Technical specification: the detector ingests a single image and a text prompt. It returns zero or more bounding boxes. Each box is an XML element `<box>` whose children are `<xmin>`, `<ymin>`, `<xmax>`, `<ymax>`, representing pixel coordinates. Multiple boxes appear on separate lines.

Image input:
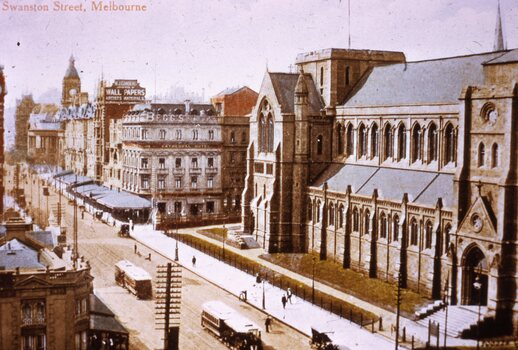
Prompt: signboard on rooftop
<box><xmin>105</xmin><ymin>80</ymin><xmax>146</xmax><ymax>104</ymax></box>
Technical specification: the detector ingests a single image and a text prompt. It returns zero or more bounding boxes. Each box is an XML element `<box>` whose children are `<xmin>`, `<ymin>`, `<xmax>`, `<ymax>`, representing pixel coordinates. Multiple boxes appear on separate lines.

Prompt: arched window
<box><xmin>328</xmin><ymin>203</ymin><xmax>335</xmax><ymax>227</ymax></box>
<box><xmin>412</xmin><ymin>123</ymin><xmax>422</xmax><ymax>163</ymax></box>
<box><xmin>259</xmin><ymin>116</ymin><xmax>265</xmax><ymax>152</ymax></box>
<box><xmin>338</xmin><ymin>205</ymin><xmax>344</xmax><ymax>228</ymax></box>
<box><xmin>428</xmin><ymin>123</ymin><xmax>438</xmax><ymax>162</ymax></box>
<box><xmin>320</xmin><ymin>67</ymin><xmax>324</xmax><ymax>86</ymax></box>
<box><xmin>425</xmin><ymin>220</ymin><xmax>433</xmax><ymax>249</ymax></box>
<box><xmin>316</xmin><ymin>200</ymin><xmax>321</xmax><ymax>223</ymax></box>
<box><xmin>308</xmin><ymin>201</ymin><xmax>313</xmax><ymax>222</ymax></box>
<box><xmin>410</xmin><ymin>218</ymin><xmax>418</xmax><ymax>246</ymax></box>
<box><xmin>478</xmin><ymin>142</ymin><xmax>485</xmax><ymax>167</ymax></box>
<box><xmin>491</xmin><ymin>143</ymin><xmax>499</xmax><ymax>168</ymax></box>
<box><xmin>336</xmin><ymin>124</ymin><xmax>344</xmax><ymax>155</ymax></box>
<box><xmin>346</xmin><ymin>124</ymin><xmax>354</xmax><ymax>157</ymax></box>
<box><xmin>380</xmin><ymin>212</ymin><xmax>388</xmax><ymax>239</ymax></box>
<box><xmin>230</xmin><ymin>131</ymin><xmax>236</xmax><ymax>143</ymax></box>
<box><xmin>384</xmin><ymin>123</ymin><xmax>393</xmax><ymax>160</ymax></box>
<box><xmin>393</xmin><ymin>215</ymin><xmax>400</xmax><ymax>242</ymax></box>
<box><xmin>364</xmin><ymin>209</ymin><xmax>371</xmax><ymax>235</ymax></box>
<box><xmin>371</xmin><ymin>123</ymin><xmax>379</xmax><ymax>158</ymax></box>
<box><xmin>444</xmin><ymin>123</ymin><xmax>455</xmax><ymax>164</ymax></box>
<box><xmin>267</xmin><ymin>117</ymin><xmax>274</xmax><ymax>152</ymax></box>
<box><xmin>443</xmin><ymin>224</ymin><xmax>451</xmax><ymax>256</ymax></box>
<box><xmin>353</xmin><ymin>207</ymin><xmax>359</xmax><ymax>232</ymax></box>
<box><xmin>317</xmin><ymin>135</ymin><xmax>323</xmax><ymax>155</ymax></box>
<box><xmin>358</xmin><ymin>124</ymin><xmax>367</xmax><ymax>158</ymax></box>
<box><xmin>398</xmin><ymin>124</ymin><xmax>406</xmax><ymax>160</ymax></box>
<box><xmin>159</xmin><ymin>129</ymin><xmax>166</xmax><ymax>140</ymax></box>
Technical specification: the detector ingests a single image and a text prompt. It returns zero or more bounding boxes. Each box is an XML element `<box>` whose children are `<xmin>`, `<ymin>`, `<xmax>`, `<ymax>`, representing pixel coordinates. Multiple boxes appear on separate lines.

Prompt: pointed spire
<box><xmin>295</xmin><ymin>67</ymin><xmax>308</xmax><ymax>96</ymax></box>
<box><xmin>65</xmin><ymin>54</ymin><xmax>79</xmax><ymax>79</ymax></box>
<box><xmin>494</xmin><ymin>0</ymin><xmax>506</xmax><ymax>52</ymax></box>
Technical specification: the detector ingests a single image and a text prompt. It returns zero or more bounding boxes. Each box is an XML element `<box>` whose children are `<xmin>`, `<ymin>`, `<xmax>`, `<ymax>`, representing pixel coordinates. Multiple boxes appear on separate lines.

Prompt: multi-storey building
<box><xmin>121</xmin><ymin>102</ymin><xmax>222</xmax><ymax>219</ymax></box>
<box><xmin>14</xmin><ymin>94</ymin><xmax>37</xmax><ymax>157</ymax></box>
<box><xmin>211</xmin><ymin>87</ymin><xmax>258</xmax><ymax>214</ymax></box>
<box><xmin>242</xmin><ymin>16</ymin><xmax>518</xmax><ymax>336</ymax></box>
<box><xmin>60</xmin><ymin>103</ymin><xmax>96</xmax><ymax>177</ymax></box>
<box><xmin>27</xmin><ymin>104</ymin><xmax>63</xmax><ymax>167</ymax></box>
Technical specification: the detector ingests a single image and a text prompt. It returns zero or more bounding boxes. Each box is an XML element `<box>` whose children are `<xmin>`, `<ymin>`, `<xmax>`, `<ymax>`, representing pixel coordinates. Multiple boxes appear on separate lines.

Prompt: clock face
<box><xmin>69</xmin><ymin>88</ymin><xmax>77</xmax><ymax>96</ymax></box>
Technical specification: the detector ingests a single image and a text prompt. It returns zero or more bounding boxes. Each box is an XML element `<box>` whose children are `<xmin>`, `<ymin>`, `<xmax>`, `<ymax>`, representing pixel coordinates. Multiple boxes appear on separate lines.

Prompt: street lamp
<box><xmin>262</xmin><ymin>280</ymin><xmax>266</xmax><ymax>310</ymax></box>
<box><xmin>473</xmin><ymin>270</ymin><xmax>482</xmax><ymax>350</ymax></box>
<box><xmin>443</xmin><ymin>272</ymin><xmax>450</xmax><ymax>350</ymax></box>
<box><xmin>312</xmin><ymin>256</ymin><xmax>316</xmax><ymax>304</ymax></box>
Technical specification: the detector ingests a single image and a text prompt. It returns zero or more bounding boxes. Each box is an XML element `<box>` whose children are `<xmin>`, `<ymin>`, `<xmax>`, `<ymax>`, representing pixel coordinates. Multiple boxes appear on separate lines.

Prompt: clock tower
<box><xmin>62</xmin><ymin>55</ymin><xmax>81</xmax><ymax>107</ymax></box>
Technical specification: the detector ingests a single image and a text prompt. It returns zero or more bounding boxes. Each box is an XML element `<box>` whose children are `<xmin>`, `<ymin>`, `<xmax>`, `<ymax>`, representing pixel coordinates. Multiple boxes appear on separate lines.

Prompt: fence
<box><xmin>176</xmin><ymin>234</ymin><xmax>380</xmax><ymax>332</ymax></box>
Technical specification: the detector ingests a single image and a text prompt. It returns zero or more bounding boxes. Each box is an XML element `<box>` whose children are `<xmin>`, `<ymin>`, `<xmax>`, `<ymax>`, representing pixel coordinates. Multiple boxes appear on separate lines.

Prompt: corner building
<box><xmin>242</xmin><ymin>47</ymin><xmax>518</xmax><ymax>335</ymax></box>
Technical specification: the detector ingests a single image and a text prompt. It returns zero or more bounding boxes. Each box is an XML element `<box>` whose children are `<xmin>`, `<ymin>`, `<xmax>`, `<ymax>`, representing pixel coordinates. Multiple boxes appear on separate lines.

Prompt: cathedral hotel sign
<box><xmin>105</xmin><ymin>80</ymin><xmax>146</xmax><ymax>104</ymax></box>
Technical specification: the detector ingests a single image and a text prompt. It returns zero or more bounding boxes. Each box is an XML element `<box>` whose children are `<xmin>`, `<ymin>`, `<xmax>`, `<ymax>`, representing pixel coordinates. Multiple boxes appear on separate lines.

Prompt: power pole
<box><xmin>156</xmin><ymin>263</ymin><xmax>182</xmax><ymax>350</ymax></box>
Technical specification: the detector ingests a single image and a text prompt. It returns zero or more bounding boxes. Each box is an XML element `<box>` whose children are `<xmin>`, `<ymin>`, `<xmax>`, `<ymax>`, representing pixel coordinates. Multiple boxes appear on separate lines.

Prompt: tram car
<box><xmin>201</xmin><ymin>301</ymin><xmax>262</xmax><ymax>350</ymax></box>
<box><xmin>114</xmin><ymin>260</ymin><xmax>152</xmax><ymax>299</ymax></box>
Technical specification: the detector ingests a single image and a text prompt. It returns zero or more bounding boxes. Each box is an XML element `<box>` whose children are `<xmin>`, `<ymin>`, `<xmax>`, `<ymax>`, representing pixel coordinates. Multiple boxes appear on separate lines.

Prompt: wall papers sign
<box><xmin>105</xmin><ymin>80</ymin><xmax>146</xmax><ymax>103</ymax></box>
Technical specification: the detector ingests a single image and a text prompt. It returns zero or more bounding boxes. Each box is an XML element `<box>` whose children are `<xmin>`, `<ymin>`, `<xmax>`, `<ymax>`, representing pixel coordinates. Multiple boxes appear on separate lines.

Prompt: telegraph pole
<box><xmin>156</xmin><ymin>263</ymin><xmax>182</xmax><ymax>350</ymax></box>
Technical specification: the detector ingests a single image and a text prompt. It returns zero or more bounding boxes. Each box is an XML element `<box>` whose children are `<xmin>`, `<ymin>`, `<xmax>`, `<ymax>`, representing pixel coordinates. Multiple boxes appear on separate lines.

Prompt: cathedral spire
<box><xmin>494</xmin><ymin>0</ymin><xmax>506</xmax><ymax>52</ymax></box>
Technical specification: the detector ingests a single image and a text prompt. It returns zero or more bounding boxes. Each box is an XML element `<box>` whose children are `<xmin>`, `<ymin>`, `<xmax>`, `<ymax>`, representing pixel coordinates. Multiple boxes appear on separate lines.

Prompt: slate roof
<box><xmin>90</xmin><ymin>294</ymin><xmax>115</xmax><ymax>316</ymax></box>
<box><xmin>344</xmin><ymin>51</ymin><xmax>509</xmax><ymax>107</ymax></box>
<box><xmin>54</xmin><ymin>173</ymin><xmax>92</xmax><ymax>186</ymax></box>
<box><xmin>0</xmin><ymin>239</ymin><xmax>45</xmax><ymax>270</ymax></box>
<box><xmin>26</xmin><ymin>231</ymin><xmax>56</xmax><ymax>249</ymax></box>
<box><xmin>312</xmin><ymin>164</ymin><xmax>454</xmax><ymax>208</ymax></box>
<box><xmin>268</xmin><ymin>72</ymin><xmax>323</xmax><ymax>115</ymax></box>
<box><xmin>484</xmin><ymin>48</ymin><xmax>518</xmax><ymax>65</ymax></box>
<box><xmin>214</xmin><ymin>86</ymin><xmax>246</xmax><ymax>96</ymax></box>
<box><xmin>131</xmin><ymin>102</ymin><xmax>214</xmax><ymax>115</ymax></box>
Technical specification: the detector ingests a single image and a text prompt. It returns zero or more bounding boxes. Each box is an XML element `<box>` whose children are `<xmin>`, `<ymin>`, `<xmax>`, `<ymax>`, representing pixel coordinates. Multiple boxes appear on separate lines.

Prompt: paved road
<box><xmin>9</xmin><ymin>166</ymin><xmax>309</xmax><ymax>350</ymax></box>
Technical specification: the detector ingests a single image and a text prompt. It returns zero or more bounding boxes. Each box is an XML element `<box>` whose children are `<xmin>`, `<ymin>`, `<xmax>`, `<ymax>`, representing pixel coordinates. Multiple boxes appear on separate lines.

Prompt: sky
<box><xmin>1</xmin><ymin>0</ymin><xmax>517</xmax><ymax>109</ymax></box>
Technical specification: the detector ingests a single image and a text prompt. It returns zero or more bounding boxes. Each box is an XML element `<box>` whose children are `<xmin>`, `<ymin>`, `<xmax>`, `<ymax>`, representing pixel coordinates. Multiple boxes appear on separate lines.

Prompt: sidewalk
<box><xmin>168</xmin><ymin>224</ymin><xmax>478</xmax><ymax>349</ymax></box>
<box><xmin>132</xmin><ymin>225</ymin><xmax>394</xmax><ymax>349</ymax></box>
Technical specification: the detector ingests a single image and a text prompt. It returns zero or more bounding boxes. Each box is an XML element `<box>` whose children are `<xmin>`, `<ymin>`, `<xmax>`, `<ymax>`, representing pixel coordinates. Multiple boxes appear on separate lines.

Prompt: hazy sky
<box><xmin>1</xmin><ymin>0</ymin><xmax>517</xmax><ymax>109</ymax></box>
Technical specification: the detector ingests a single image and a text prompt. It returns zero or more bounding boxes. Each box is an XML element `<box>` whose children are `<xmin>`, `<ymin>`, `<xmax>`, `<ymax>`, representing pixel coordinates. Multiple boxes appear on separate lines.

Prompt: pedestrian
<box><xmin>192</xmin><ymin>255</ymin><xmax>196</xmax><ymax>267</ymax></box>
<box><xmin>134</xmin><ymin>244</ymin><xmax>137</xmax><ymax>254</ymax></box>
<box><xmin>264</xmin><ymin>315</ymin><xmax>272</xmax><ymax>333</ymax></box>
<box><xmin>281</xmin><ymin>294</ymin><xmax>287</xmax><ymax>309</ymax></box>
<box><xmin>255</xmin><ymin>273</ymin><xmax>262</xmax><ymax>284</ymax></box>
<box><xmin>287</xmin><ymin>287</ymin><xmax>293</xmax><ymax>304</ymax></box>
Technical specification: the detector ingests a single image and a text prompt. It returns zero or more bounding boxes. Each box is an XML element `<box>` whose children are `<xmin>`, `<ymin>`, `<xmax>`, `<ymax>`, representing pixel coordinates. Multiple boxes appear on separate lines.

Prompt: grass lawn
<box><xmin>261</xmin><ymin>252</ymin><xmax>429</xmax><ymax>316</ymax></box>
<box><xmin>197</xmin><ymin>227</ymin><xmax>228</xmax><ymax>241</ymax></box>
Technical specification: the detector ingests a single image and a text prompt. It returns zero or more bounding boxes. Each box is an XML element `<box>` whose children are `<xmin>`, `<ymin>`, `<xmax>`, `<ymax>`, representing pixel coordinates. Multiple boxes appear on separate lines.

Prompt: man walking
<box><xmin>192</xmin><ymin>255</ymin><xmax>197</xmax><ymax>267</ymax></box>
<box><xmin>281</xmin><ymin>294</ymin><xmax>287</xmax><ymax>309</ymax></box>
<box><xmin>264</xmin><ymin>315</ymin><xmax>272</xmax><ymax>333</ymax></box>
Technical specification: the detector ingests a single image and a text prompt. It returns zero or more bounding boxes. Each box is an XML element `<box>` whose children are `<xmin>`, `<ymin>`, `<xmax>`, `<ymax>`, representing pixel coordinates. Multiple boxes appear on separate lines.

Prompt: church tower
<box><xmin>62</xmin><ymin>55</ymin><xmax>81</xmax><ymax>107</ymax></box>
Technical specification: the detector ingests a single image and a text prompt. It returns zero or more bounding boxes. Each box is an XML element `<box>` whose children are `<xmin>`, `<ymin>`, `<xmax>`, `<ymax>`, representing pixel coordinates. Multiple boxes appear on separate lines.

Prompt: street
<box><xmin>8</xmin><ymin>166</ymin><xmax>310</xmax><ymax>350</ymax></box>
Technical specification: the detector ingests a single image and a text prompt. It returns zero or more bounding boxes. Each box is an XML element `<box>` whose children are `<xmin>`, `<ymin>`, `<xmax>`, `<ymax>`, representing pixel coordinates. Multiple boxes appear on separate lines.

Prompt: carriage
<box><xmin>114</xmin><ymin>260</ymin><xmax>152</xmax><ymax>299</ymax></box>
<box><xmin>201</xmin><ymin>301</ymin><xmax>262</xmax><ymax>350</ymax></box>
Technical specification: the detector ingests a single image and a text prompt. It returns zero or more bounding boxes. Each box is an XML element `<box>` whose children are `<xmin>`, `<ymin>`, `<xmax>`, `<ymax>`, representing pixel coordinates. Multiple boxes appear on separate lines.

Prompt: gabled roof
<box><xmin>267</xmin><ymin>72</ymin><xmax>323</xmax><ymax>114</ymax></box>
<box><xmin>312</xmin><ymin>164</ymin><xmax>454</xmax><ymax>208</ymax></box>
<box><xmin>344</xmin><ymin>51</ymin><xmax>509</xmax><ymax>107</ymax></box>
<box><xmin>0</xmin><ymin>239</ymin><xmax>45</xmax><ymax>270</ymax></box>
<box><xmin>484</xmin><ymin>48</ymin><xmax>518</xmax><ymax>65</ymax></box>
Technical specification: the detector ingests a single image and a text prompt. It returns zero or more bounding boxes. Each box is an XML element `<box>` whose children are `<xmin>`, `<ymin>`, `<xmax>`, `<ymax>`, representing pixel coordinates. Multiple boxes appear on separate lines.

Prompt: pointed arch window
<box><xmin>328</xmin><ymin>203</ymin><xmax>335</xmax><ymax>227</ymax></box>
<box><xmin>338</xmin><ymin>205</ymin><xmax>345</xmax><ymax>228</ymax></box>
<box><xmin>380</xmin><ymin>212</ymin><xmax>388</xmax><ymax>239</ymax></box>
<box><xmin>308</xmin><ymin>201</ymin><xmax>313</xmax><ymax>222</ymax></box>
<box><xmin>478</xmin><ymin>142</ymin><xmax>485</xmax><ymax>167</ymax></box>
<box><xmin>491</xmin><ymin>143</ymin><xmax>499</xmax><ymax>168</ymax></box>
<box><xmin>398</xmin><ymin>124</ymin><xmax>406</xmax><ymax>160</ymax></box>
<box><xmin>412</xmin><ymin>124</ymin><xmax>423</xmax><ymax>163</ymax></box>
<box><xmin>371</xmin><ymin>123</ymin><xmax>379</xmax><ymax>158</ymax></box>
<box><xmin>393</xmin><ymin>215</ymin><xmax>400</xmax><ymax>242</ymax></box>
<box><xmin>337</xmin><ymin>124</ymin><xmax>344</xmax><ymax>155</ymax></box>
<box><xmin>384</xmin><ymin>123</ymin><xmax>393</xmax><ymax>160</ymax></box>
<box><xmin>258</xmin><ymin>100</ymin><xmax>273</xmax><ymax>153</ymax></box>
<box><xmin>428</xmin><ymin>123</ymin><xmax>438</xmax><ymax>162</ymax></box>
<box><xmin>364</xmin><ymin>209</ymin><xmax>371</xmax><ymax>235</ymax></box>
<box><xmin>352</xmin><ymin>207</ymin><xmax>359</xmax><ymax>232</ymax></box>
<box><xmin>444</xmin><ymin>123</ymin><xmax>455</xmax><ymax>164</ymax></box>
<box><xmin>259</xmin><ymin>116</ymin><xmax>266</xmax><ymax>152</ymax></box>
<box><xmin>410</xmin><ymin>218</ymin><xmax>418</xmax><ymax>246</ymax></box>
<box><xmin>358</xmin><ymin>124</ymin><xmax>367</xmax><ymax>158</ymax></box>
<box><xmin>443</xmin><ymin>224</ymin><xmax>451</xmax><ymax>256</ymax></box>
<box><xmin>346</xmin><ymin>124</ymin><xmax>354</xmax><ymax>157</ymax></box>
<box><xmin>317</xmin><ymin>135</ymin><xmax>323</xmax><ymax>155</ymax></box>
<box><xmin>316</xmin><ymin>200</ymin><xmax>321</xmax><ymax>223</ymax></box>
<box><xmin>425</xmin><ymin>220</ymin><xmax>433</xmax><ymax>249</ymax></box>
<box><xmin>267</xmin><ymin>117</ymin><xmax>274</xmax><ymax>152</ymax></box>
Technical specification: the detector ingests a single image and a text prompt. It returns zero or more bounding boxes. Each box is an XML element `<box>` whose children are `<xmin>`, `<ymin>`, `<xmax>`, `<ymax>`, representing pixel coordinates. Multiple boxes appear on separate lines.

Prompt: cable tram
<box><xmin>114</xmin><ymin>260</ymin><xmax>152</xmax><ymax>299</ymax></box>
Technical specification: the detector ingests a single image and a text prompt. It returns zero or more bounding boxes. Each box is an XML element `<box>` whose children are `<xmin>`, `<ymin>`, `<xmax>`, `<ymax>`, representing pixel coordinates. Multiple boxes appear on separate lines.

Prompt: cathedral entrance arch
<box><xmin>461</xmin><ymin>244</ymin><xmax>488</xmax><ymax>306</ymax></box>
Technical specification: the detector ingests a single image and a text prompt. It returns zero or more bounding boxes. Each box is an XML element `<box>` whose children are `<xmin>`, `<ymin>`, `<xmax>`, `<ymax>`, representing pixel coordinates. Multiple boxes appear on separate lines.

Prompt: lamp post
<box><xmin>311</xmin><ymin>256</ymin><xmax>316</xmax><ymax>304</ymax></box>
<box><xmin>443</xmin><ymin>272</ymin><xmax>450</xmax><ymax>350</ymax></box>
<box><xmin>222</xmin><ymin>223</ymin><xmax>226</xmax><ymax>261</ymax></box>
<box><xmin>395</xmin><ymin>271</ymin><xmax>402</xmax><ymax>350</ymax></box>
<box><xmin>473</xmin><ymin>270</ymin><xmax>482</xmax><ymax>350</ymax></box>
<box><xmin>262</xmin><ymin>280</ymin><xmax>266</xmax><ymax>310</ymax></box>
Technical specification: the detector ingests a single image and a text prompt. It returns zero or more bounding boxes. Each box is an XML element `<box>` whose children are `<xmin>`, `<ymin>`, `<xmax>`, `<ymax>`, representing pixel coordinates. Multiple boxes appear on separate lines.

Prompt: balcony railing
<box><xmin>173</xmin><ymin>168</ymin><xmax>185</xmax><ymax>175</ymax></box>
<box><xmin>205</xmin><ymin>167</ymin><xmax>218</xmax><ymax>174</ymax></box>
<box><xmin>21</xmin><ymin>316</ymin><xmax>46</xmax><ymax>327</ymax></box>
<box><xmin>189</xmin><ymin>167</ymin><xmax>202</xmax><ymax>174</ymax></box>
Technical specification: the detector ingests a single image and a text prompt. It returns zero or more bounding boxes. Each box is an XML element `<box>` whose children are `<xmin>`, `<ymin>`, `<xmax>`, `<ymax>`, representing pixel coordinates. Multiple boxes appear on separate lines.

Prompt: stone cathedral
<box><xmin>242</xmin><ymin>13</ymin><xmax>518</xmax><ymax>336</ymax></box>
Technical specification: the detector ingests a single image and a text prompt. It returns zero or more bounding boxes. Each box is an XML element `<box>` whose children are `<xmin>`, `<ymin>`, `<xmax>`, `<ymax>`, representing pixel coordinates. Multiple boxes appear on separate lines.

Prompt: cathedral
<box><xmin>242</xmin><ymin>10</ymin><xmax>518</xmax><ymax>335</ymax></box>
